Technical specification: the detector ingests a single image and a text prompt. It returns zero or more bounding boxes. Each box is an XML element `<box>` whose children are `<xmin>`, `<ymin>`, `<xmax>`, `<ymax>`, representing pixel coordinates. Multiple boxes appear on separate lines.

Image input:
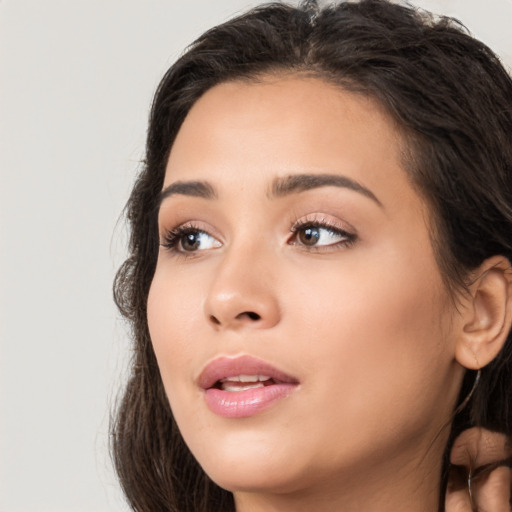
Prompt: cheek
<box><xmin>285</xmin><ymin>244</ymin><xmax>456</xmax><ymax>428</ymax></box>
<box><xmin>289</xmin><ymin>246</ymin><xmax>449</xmax><ymax>351</ymax></box>
<box><xmin>147</xmin><ymin>264</ymin><xmax>203</xmax><ymax>386</ymax></box>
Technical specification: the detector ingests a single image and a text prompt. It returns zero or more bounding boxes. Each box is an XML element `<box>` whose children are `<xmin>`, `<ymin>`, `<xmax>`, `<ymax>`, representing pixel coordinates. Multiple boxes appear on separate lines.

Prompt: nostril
<box><xmin>237</xmin><ymin>311</ymin><xmax>261</xmax><ymax>321</ymax></box>
<box><xmin>209</xmin><ymin>315</ymin><xmax>221</xmax><ymax>325</ymax></box>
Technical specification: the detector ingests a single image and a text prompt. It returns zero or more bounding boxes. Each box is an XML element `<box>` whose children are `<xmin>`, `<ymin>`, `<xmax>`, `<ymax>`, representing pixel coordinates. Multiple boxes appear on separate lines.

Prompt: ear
<box><xmin>455</xmin><ymin>255</ymin><xmax>512</xmax><ymax>369</ymax></box>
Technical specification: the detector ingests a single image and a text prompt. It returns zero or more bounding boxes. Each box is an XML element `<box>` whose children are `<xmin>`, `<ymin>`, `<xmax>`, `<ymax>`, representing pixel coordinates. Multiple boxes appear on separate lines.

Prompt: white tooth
<box><xmin>222</xmin><ymin>382</ymin><xmax>265</xmax><ymax>392</ymax></box>
<box><xmin>238</xmin><ymin>374</ymin><xmax>272</xmax><ymax>382</ymax></box>
<box><xmin>220</xmin><ymin>376</ymin><xmax>240</xmax><ymax>383</ymax></box>
<box><xmin>220</xmin><ymin>374</ymin><xmax>272</xmax><ymax>383</ymax></box>
<box><xmin>238</xmin><ymin>375</ymin><xmax>259</xmax><ymax>383</ymax></box>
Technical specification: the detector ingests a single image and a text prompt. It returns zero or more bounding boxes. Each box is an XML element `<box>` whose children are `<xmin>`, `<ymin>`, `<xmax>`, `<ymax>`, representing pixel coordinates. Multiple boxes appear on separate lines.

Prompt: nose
<box><xmin>203</xmin><ymin>245</ymin><xmax>281</xmax><ymax>331</ymax></box>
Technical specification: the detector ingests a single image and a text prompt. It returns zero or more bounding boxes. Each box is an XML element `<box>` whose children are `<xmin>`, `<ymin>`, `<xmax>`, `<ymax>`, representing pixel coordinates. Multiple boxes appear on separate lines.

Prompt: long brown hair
<box><xmin>112</xmin><ymin>1</ymin><xmax>512</xmax><ymax>510</ymax></box>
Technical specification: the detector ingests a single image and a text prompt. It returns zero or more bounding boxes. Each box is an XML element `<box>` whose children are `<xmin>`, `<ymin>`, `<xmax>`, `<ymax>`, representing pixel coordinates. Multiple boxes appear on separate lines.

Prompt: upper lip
<box><xmin>198</xmin><ymin>355</ymin><xmax>299</xmax><ymax>390</ymax></box>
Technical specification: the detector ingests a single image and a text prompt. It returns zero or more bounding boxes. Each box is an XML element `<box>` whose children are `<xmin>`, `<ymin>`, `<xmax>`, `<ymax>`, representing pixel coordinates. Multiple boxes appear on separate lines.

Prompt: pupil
<box><xmin>182</xmin><ymin>232</ymin><xmax>200</xmax><ymax>251</ymax></box>
<box><xmin>300</xmin><ymin>227</ymin><xmax>319</xmax><ymax>246</ymax></box>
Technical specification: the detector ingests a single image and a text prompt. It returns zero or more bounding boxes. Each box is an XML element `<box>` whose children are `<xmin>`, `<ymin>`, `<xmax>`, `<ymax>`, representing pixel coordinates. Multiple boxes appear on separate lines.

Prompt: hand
<box><xmin>446</xmin><ymin>428</ymin><xmax>511</xmax><ymax>512</ymax></box>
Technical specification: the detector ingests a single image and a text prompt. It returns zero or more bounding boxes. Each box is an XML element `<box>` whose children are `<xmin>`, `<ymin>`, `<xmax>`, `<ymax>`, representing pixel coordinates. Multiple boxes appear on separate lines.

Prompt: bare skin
<box><xmin>447</xmin><ymin>428</ymin><xmax>511</xmax><ymax>512</ymax></box>
<box><xmin>148</xmin><ymin>75</ymin><xmax>512</xmax><ymax>511</ymax></box>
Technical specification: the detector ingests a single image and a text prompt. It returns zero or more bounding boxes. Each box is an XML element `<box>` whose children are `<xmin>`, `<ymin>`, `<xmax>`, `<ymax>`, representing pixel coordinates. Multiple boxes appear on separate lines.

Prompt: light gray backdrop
<box><xmin>1</xmin><ymin>1</ymin><xmax>511</xmax><ymax>511</ymax></box>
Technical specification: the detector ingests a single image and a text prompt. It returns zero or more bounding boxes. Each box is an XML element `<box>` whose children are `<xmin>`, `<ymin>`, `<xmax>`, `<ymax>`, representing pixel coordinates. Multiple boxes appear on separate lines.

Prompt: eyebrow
<box><xmin>270</xmin><ymin>173</ymin><xmax>382</xmax><ymax>207</ymax></box>
<box><xmin>158</xmin><ymin>180</ymin><xmax>217</xmax><ymax>206</ymax></box>
<box><xmin>158</xmin><ymin>173</ymin><xmax>382</xmax><ymax>208</ymax></box>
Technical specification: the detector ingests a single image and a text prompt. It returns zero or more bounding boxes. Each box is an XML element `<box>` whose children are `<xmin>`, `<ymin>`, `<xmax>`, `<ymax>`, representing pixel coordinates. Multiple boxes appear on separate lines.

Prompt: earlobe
<box><xmin>455</xmin><ymin>255</ymin><xmax>512</xmax><ymax>370</ymax></box>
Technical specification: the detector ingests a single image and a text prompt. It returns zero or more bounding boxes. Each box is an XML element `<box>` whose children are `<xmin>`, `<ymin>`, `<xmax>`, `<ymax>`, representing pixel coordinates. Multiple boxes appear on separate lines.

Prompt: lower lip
<box><xmin>204</xmin><ymin>383</ymin><xmax>297</xmax><ymax>418</ymax></box>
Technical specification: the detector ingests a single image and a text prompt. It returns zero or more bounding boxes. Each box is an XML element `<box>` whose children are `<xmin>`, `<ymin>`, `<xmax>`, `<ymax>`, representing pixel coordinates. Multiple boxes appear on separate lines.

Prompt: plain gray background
<box><xmin>1</xmin><ymin>1</ymin><xmax>511</xmax><ymax>511</ymax></box>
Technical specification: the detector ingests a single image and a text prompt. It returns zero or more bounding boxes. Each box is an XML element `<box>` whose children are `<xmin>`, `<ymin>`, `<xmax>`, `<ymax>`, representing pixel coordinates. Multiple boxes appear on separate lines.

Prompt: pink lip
<box><xmin>198</xmin><ymin>355</ymin><xmax>299</xmax><ymax>418</ymax></box>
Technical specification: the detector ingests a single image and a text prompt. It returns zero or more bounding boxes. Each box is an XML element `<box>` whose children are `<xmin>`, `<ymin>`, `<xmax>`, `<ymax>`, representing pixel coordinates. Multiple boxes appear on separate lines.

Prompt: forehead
<box><xmin>164</xmin><ymin>75</ymin><xmax>412</xmax><ymax>205</ymax></box>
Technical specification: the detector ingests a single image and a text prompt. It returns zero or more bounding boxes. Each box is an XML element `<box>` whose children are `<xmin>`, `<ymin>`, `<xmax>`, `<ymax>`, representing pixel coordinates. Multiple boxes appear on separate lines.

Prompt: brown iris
<box><xmin>298</xmin><ymin>226</ymin><xmax>321</xmax><ymax>246</ymax></box>
<box><xmin>181</xmin><ymin>231</ymin><xmax>201</xmax><ymax>251</ymax></box>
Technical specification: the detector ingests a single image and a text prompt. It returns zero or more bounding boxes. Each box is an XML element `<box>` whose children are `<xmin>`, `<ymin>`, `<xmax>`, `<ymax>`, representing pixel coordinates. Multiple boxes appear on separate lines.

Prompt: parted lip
<box><xmin>197</xmin><ymin>355</ymin><xmax>299</xmax><ymax>390</ymax></box>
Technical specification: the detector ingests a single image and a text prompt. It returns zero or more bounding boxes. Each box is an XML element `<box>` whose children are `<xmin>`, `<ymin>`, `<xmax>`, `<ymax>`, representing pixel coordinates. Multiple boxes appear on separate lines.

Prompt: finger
<box><xmin>451</xmin><ymin>428</ymin><xmax>510</xmax><ymax>468</ymax></box>
<box><xmin>451</xmin><ymin>428</ymin><xmax>481</xmax><ymax>467</ymax></box>
<box><xmin>445</xmin><ymin>486</ymin><xmax>473</xmax><ymax>512</ymax></box>
<box><xmin>448</xmin><ymin>428</ymin><xmax>511</xmax><ymax>512</ymax></box>
<box><xmin>473</xmin><ymin>466</ymin><xmax>511</xmax><ymax>512</ymax></box>
<box><xmin>446</xmin><ymin>464</ymin><xmax>473</xmax><ymax>512</ymax></box>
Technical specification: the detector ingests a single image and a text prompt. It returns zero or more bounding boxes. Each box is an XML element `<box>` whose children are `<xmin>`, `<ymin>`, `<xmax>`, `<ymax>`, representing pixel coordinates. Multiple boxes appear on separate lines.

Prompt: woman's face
<box><xmin>147</xmin><ymin>76</ymin><xmax>464</xmax><ymax>502</ymax></box>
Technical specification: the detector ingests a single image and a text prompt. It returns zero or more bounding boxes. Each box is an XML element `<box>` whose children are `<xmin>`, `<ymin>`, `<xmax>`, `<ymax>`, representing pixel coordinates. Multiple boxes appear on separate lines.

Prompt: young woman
<box><xmin>112</xmin><ymin>1</ymin><xmax>512</xmax><ymax>510</ymax></box>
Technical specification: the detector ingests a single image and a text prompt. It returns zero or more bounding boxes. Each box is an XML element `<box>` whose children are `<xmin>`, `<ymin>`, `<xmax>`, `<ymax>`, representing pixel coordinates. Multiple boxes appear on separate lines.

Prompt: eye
<box><xmin>291</xmin><ymin>222</ymin><xmax>356</xmax><ymax>248</ymax></box>
<box><xmin>179</xmin><ymin>230</ymin><xmax>219</xmax><ymax>252</ymax></box>
<box><xmin>161</xmin><ymin>226</ymin><xmax>221</xmax><ymax>253</ymax></box>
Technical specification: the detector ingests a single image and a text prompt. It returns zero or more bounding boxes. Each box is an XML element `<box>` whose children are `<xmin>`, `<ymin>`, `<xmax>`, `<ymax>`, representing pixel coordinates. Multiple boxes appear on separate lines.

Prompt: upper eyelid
<box><xmin>290</xmin><ymin>214</ymin><xmax>357</xmax><ymax>235</ymax></box>
<box><xmin>159</xmin><ymin>220</ymin><xmax>219</xmax><ymax>238</ymax></box>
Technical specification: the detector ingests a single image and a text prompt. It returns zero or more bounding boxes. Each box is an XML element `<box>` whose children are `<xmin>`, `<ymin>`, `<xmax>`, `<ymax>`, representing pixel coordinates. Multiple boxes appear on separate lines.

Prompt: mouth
<box><xmin>198</xmin><ymin>355</ymin><xmax>299</xmax><ymax>390</ymax></box>
<box><xmin>198</xmin><ymin>355</ymin><xmax>299</xmax><ymax>418</ymax></box>
<box><xmin>215</xmin><ymin>374</ymin><xmax>277</xmax><ymax>392</ymax></box>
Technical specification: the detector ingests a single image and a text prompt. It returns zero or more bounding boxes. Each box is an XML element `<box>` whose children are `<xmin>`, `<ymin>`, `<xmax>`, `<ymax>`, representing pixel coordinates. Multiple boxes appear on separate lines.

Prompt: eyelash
<box><xmin>160</xmin><ymin>222</ymin><xmax>216</xmax><ymax>254</ymax></box>
<box><xmin>159</xmin><ymin>218</ymin><xmax>357</xmax><ymax>256</ymax></box>
<box><xmin>289</xmin><ymin>218</ymin><xmax>357</xmax><ymax>250</ymax></box>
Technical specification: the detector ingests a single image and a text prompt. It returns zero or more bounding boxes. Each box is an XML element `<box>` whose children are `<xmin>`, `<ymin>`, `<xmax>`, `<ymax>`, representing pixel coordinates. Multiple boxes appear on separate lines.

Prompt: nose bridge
<box><xmin>203</xmin><ymin>237</ymin><xmax>280</xmax><ymax>330</ymax></box>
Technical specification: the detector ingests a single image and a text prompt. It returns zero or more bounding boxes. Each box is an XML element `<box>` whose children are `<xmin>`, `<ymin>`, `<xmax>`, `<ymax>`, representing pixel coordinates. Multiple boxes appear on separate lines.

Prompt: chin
<box><xmin>204</xmin><ymin>459</ymin><xmax>309</xmax><ymax>495</ymax></box>
<box><xmin>182</xmin><ymin>427</ymin><xmax>311</xmax><ymax>494</ymax></box>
